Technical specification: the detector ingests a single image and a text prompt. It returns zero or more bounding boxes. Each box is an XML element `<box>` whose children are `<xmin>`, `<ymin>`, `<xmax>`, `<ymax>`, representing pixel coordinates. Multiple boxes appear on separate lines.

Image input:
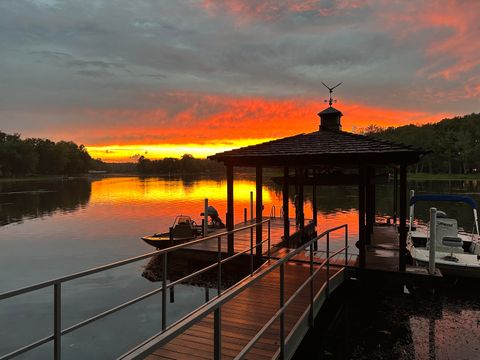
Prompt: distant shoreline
<box><xmin>1</xmin><ymin>172</ymin><xmax>479</xmax><ymax>183</ymax></box>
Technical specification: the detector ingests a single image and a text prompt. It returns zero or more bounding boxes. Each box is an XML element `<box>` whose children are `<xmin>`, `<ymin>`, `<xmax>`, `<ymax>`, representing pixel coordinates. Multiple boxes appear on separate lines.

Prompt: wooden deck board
<box><xmin>145</xmin><ymin>262</ymin><xmax>337</xmax><ymax>360</ymax></box>
<box><xmin>365</xmin><ymin>224</ymin><xmax>400</xmax><ymax>271</ymax></box>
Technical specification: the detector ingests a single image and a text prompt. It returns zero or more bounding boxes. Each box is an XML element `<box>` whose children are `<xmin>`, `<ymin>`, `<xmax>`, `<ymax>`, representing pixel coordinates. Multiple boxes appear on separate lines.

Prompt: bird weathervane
<box><xmin>321</xmin><ymin>81</ymin><xmax>342</xmax><ymax>107</ymax></box>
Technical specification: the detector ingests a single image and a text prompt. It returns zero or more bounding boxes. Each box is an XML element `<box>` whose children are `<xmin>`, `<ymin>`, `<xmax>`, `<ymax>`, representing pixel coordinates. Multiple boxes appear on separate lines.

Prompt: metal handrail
<box><xmin>0</xmin><ymin>218</ymin><xmax>271</xmax><ymax>360</ymax></box>
<box><xmin>119</xmin><ymin>223</ymin><xmax>349</xmax><ymax>360</ymax></box>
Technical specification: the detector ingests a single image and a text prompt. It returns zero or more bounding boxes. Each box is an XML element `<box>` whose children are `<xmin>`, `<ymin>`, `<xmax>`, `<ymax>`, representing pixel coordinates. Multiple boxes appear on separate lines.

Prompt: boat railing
<box><xmin>0</xmin><ymin>218</ymin><xmax>272</xmax><ymax>360</ymax></box>
<box><xmin>119</xmin><ymin>223</ymin><xmax>349</xmax><ymax>360</ymax></box>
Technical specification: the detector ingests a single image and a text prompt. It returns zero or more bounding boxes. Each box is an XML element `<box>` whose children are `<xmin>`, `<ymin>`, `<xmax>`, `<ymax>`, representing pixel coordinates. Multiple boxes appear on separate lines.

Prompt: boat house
<box><xmin>209</xmin><ymin>104</ymin><xmax>427</xmax><ymax>271</ymax></box>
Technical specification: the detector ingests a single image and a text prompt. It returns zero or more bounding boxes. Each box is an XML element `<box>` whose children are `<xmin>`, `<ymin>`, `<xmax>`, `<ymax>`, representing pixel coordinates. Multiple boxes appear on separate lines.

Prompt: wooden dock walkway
<box><xmin>147</xmin><ymin>263</ymin><xmax>339</xmax><ymax>360</ymax></box>
<box><xmin>145</xmin><ymin>263</ymin><xmax>344</xmax><ymax>360</ymax></box>
<box><xmin>124</xmin><ymin>221</ymin><xmax>439</xmax><ymax>360</ymax></box>
<box><xmin>118</xmin><ymin>220</ymin><xmax>350</xmax><ymax>360</ymax></box>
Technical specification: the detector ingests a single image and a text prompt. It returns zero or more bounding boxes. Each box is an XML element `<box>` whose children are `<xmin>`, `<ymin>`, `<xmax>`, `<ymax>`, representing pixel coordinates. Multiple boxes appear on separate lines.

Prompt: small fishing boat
<box><xmin>142</xmin><ymin>207</ymin><xmax>225</xmax><ymax>249</ymax></box>
<box><xmin>407</xmin><ymin>194</ymin><xmax>480</xmax><ymax>277</ymax></box>
<box><xmin>142</xmin><ymin>215</ymin><xmax>202</xmax><ymax>249</ymax></box>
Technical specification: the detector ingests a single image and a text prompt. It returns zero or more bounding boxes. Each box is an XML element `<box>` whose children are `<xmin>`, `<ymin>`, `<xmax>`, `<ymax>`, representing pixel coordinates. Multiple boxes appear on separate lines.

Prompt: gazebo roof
<box><xmin>208</xmin><ymin>129</ymin><xmax>428</xmax><ymax>167</ymax></box>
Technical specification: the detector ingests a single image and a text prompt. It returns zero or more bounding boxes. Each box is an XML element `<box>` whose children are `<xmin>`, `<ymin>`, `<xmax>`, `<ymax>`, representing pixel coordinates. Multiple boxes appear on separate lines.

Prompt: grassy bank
<box><xmin>408</xmin><ymin>173</ymin><xmax>480</xmax><ymax>181</ymax></box>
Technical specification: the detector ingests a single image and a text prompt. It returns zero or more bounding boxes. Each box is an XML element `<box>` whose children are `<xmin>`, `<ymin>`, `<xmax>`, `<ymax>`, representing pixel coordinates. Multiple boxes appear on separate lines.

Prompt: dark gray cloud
<box><xmin>0</xmin><ymin>0</ymin><xmax>478</xmax><ymax>142</ymax></box>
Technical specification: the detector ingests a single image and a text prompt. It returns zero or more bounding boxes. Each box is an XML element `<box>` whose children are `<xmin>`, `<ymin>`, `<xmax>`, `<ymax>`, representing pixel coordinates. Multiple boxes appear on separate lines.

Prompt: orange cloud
<box><xmin>200</xmin><ymin>0</ymin><xmax>368</xmax><ymax>21</ymax></box>
<box><xmin>80</xmin><ymin>92</ymin><xmax>451</xmax><ymax>161</ymax></box>
<box><xmin>375</xmin><ymin>1</ymin><xmax>480</xmax><ymax>94</ymax></box>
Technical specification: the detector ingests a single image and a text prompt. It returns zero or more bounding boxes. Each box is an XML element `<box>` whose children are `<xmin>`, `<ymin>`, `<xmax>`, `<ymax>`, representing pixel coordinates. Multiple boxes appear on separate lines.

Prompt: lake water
<box><xmin>1</xmin><ymin>175</ymin><xmax>479</xmax><ymax>359</ymax></box>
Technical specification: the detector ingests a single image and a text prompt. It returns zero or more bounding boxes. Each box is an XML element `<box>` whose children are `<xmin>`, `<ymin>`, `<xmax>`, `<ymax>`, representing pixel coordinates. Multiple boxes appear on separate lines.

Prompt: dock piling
<box><xmin>204</xmin><ymin>199</ymin><xmax>208</xmax><ymax>237</ymax></box>
<box><xmin>429</xmin><ymin>207</ymin><xmax>437</xmax><ymax>275</ymax></box>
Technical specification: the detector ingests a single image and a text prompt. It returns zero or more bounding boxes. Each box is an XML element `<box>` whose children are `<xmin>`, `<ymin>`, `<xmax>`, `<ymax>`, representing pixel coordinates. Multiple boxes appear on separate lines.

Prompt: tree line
<box><xmin>363</xmin><ymin>113</ymin><xmax>480</xmax><ymax>174</ymax></box>
<box><xmin>137</xmin><ymin>154</ymin><xmax>225</xmax><ymax>175</ymax></box>
<box><xmin>0</xmin><ymin>131</ymin><xmax>105</xmax><ymax>176</ymax></box>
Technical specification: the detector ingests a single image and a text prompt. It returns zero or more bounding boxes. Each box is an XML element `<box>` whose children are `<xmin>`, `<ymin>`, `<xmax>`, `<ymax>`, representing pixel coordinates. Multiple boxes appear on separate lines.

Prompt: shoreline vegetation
<box><xmin>1</xmin><ymin>172</ymin><xmax>479</xmax><ymax>183</ymax></box>
<box><xmin>2</xmin><ymin>113</ymin><xmax>479</xmax><ymax>179</ymax></box>
<box><xmin>363</xmin><ymin>113</ymin><xmax>480</xmax><ymax>175</ymax></box>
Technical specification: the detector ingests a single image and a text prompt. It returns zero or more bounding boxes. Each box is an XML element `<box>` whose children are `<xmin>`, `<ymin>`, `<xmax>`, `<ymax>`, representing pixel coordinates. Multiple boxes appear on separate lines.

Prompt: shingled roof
<box><xmin>208</xmin><ymin>129</ymin><xmax>428</xmax><ymax>167</ymax></box>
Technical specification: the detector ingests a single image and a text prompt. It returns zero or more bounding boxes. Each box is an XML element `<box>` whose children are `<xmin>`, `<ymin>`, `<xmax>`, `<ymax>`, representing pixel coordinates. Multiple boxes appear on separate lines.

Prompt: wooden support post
<box><xmin>371</xmin><ymin>183</ymin><xmax>376</xmax><ymax>231</ymax></box>
<box><xmin>358</xmin><ymin>166</ymin><xmax>366</xmax><ymax>268</ymax></box>
<box><xmin>365</xmin><ymin>168</ymin><xmax>372</xmax><ymax>245</ymax></box>
<box><xmin>297</xmin><ymin>169</ymin><xmax>304</xmax><ymax>231</ymax></box>
<box><xmin>226</xmin><ymin>165</ymin><xmax>234</xmax><ymax>256</ymax></box>
<box><xmin>282</xmin><ymin>167</ymin><xmax>290</xmax><ymax>244</ymax></box>
<box><xmin>312</xmin><ymin>170</ymin><xmax>318</xmax><ymax>250</ymax></box>
<box><xmin>256</xmin><ymin>166</ymin><xmax>263</xmax><ymax>258</ymax></box>
<box><xmin>312</xmin><ymin>178</ymin><xmax>317</xmax><ymax>227</ymax></box>
<box><xmin>399</xmin><ymin>163</ymin><xmax>407</xmax><ymax>272</ymax></box>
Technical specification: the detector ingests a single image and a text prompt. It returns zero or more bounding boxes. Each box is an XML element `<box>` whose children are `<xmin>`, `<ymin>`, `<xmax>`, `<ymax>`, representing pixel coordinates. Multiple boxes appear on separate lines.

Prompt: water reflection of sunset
<box><xmin>88</xmin><ymin>177</ymin><xmax>360</xmax><ymax>244</ymax></box>
<box><xmin>90</xmin><ymin>177</ymin><xmax>274</xmax><ymax>204</ymax></box>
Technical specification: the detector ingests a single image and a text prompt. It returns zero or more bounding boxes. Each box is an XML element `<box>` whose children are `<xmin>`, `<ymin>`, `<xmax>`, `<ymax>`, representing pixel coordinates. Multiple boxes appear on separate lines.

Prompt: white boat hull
<box><xmin>409</xmin><ymin>246</ymin><xmax>480</xmax><ymax>278</ymax></box>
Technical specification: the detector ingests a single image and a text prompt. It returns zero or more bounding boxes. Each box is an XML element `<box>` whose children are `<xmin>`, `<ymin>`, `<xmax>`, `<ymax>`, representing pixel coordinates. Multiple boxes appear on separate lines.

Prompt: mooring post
<box><xmin>429</xmin><ymin>207</ymin><xmax>437</xmax><ymax>275</ymax></box>
<box><xmin>250</xmin><ymin>191</ymin><xmax>254</xmax><ymax>221</ymax></box>
<box><xmin>393</xmin><ymin>167</ymin><xmax>398</xmax><ymax>224</ymax></box>
<box><xmin>204</xmin><ymin>198</ymin><xmax>208</xmax><ymax>237</ymax></box>
<box><xmin>256</xmin><ymin>166</ymin><xmax>263</xmax><ymax>258</ymax></box>
<box><xmin>409</xmin><ymin>190</ymin><xmax>415</xmax><ymax>232</ymax></box>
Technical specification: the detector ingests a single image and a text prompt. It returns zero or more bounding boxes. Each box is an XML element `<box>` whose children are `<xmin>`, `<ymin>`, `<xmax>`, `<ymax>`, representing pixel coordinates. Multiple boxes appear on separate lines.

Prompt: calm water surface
<box><xmin>1</xmin><ymin>176</ymin><xmax>479</xmax><ymax>359</ymax></box>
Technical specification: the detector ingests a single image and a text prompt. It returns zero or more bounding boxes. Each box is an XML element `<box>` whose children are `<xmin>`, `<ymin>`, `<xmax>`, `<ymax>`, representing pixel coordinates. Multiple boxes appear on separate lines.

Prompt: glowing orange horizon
<box><xmin>83</xmin><ymin>95</ymin><xmax>452</xmax><ymax>162</ymax></box>
<box><xmin>87</xmin><ymin>138</ymin><xmax>275</xmax><ymax>162</ymax></box>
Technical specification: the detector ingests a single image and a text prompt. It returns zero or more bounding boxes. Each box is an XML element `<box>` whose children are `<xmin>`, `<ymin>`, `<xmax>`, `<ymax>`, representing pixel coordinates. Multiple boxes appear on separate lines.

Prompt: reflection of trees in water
<box><xmin>0</xmin><ymin>179</ymin><xmax>91</xmax><ymax>226</ymax></box>
<box><xmin>138</xmin><ymin>174</ymin><xmax>225</xmax><ymax>189</ymax></box>
<box><xmin>266</xmin><ymin>179</ymin><xmax>480</xmax><ymax>228</ymax></box>
<box><xmin>407</xmin><ymin>180</ymin><xmax>480</xmax><ymax>230</ymax></box>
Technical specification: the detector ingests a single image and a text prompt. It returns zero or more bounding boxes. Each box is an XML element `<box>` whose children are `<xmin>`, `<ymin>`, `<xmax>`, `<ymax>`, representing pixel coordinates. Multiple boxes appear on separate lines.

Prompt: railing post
<box><xmin>54</xmin><ymin>283</ymin><xmax>61</xmax><ymax>360</ymax></box>
<box><xmin>205</xmin><ymin>287</ymin><xmax>210</xmax><ymax>302</ymax></box>
<box><xmin>250</xmin><ymin>191</ymin><xmax>254</xmax><ymax>221</ymax></box>
<box><xmin>309</xmin><ymin>243</ymin><xmax>314</xmax><ymax>327</ymax></box>
<box><xmin>217</xmin><ymin>237</ymin><xmax>222</xmax><ymax>296</ymax></box>
<box><xmin>215</xmin><ymin>237</ymin><xmax>223</xmax><ymax>360</ymax></box>
<box><xmin>214</xmin><ymin>308</ymin><xmax>221</xmax><ymax>360</ymax></box>
<box><xmin>345</xmin><ymin>225</ymin><xmax>348</xmax><ymax>267</ymax></box>
<box><xmin>326</xmin><ymin>233</ymin><xmax>330</xmax><ymax>297</ymax></box>
<box><xmin>162</xmin><ymin>253</ymin><xmax>168</xmax><ymax>330</ymax></box>
<box><xmin>267</xmin><ymin>220</ymin><xmax>271</xmax><ymax>260</ymax></box>
<box><xmin>250</xmin><ymin>228</ymin><xmax>254</xmax><ymax>276</ymax></box>
<box><xmin>279</xmin><ymin>263</ymin><xmax>285</xmax><ymax>360</ymax></box>
<box><xmin>244</xmin><ymin>208</ymin><xmax>247</xmax><ymax>223</ymax></box>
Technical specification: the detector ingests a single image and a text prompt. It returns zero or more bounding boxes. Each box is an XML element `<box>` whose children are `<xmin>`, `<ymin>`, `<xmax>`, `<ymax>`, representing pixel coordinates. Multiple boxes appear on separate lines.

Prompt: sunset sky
<box><xmin>0</xmin><ymin>0</ymin><xmax>479</xmax><ymax>161</ymax></box>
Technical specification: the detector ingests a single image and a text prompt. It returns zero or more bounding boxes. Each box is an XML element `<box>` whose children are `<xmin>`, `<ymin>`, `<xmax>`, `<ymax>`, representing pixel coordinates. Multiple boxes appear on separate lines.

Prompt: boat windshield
<box><xmin>173</xmin><ymin>216</ymin><xmax>192</xmax><ymax>227</ymax></box>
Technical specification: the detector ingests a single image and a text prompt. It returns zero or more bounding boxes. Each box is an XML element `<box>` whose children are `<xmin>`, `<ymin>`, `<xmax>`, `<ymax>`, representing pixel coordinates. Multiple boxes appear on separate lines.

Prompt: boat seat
<box><xmin>441</xmin><ymin>236</ymin><xmax>463</xmax><ymax>248</ymax></box>
<box><xmin>171</xmin><ymin>223</ymin><xmax>194</xmax><ymax>238</ymax></box>
<box><xmin>442</xmin><ymin>236</ymin><xmax>463</xmax><ymax>262</ymax></box>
